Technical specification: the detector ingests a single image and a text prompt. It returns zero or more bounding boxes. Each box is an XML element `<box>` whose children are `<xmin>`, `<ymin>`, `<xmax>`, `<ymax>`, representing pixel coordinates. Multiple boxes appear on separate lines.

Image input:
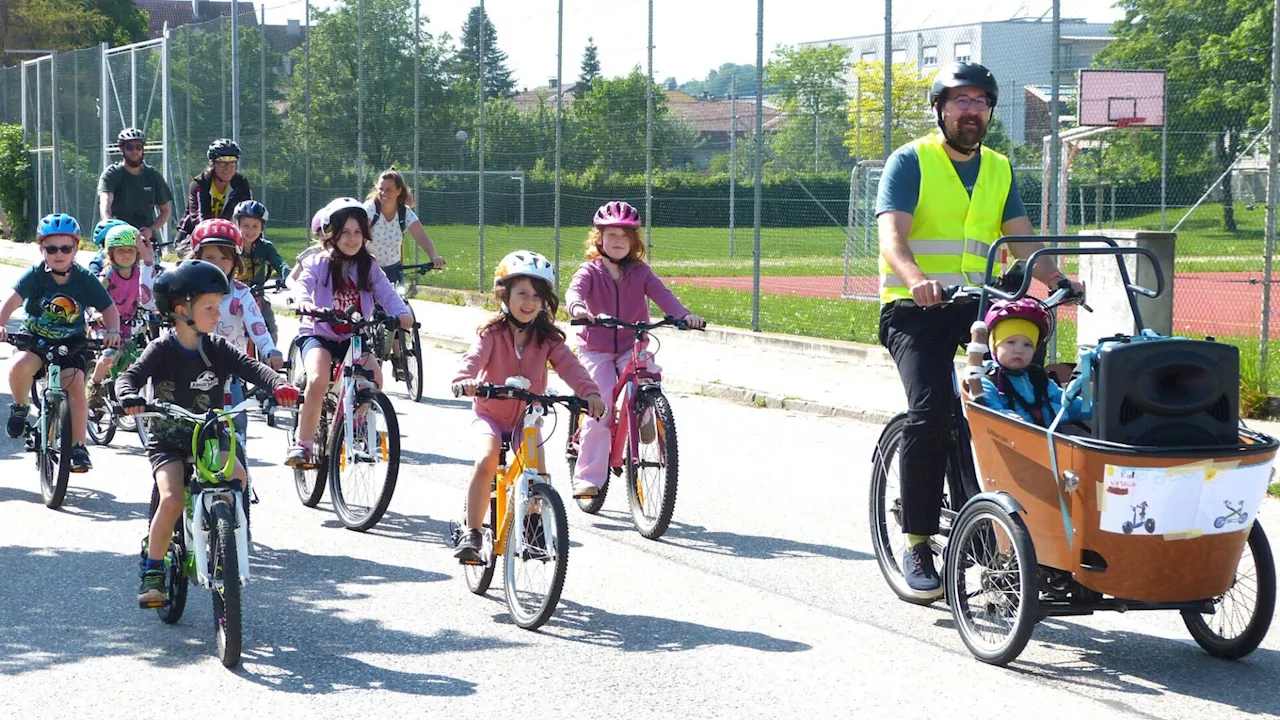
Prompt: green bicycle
<box><xmin>135</xmin><ymin>398</ymin><xmax>257</xmax><ymax>668</ymax></box>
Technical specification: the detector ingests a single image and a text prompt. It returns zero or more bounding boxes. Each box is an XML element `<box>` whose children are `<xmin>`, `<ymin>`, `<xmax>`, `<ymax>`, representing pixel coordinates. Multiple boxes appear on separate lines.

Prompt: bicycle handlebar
<box><xmin>119</xmin><ymin>398</ymin><xmax>260</xmax><ymax>422</ymax></box>
<box><xmin>569</xmin><ymin>314</ymin><xmax>701</xmax><ymax>332</ymax></box>
<box><xmin>297</xmin><ymin>306</ymin><xmax>399</xmax><ymax>330</ymax></box>
<box><xmin>4</xmin><ymin>332</ymin><xmax>105</xmax><ymax>353</ymax></box>
<box><xmin>451</xmin><ymin>382</ymin><xmax>588</xmax><ymax>412</ymax></box>
<box><xmin>400</xmin><ymin>262</ymin><xmax>440</xmax><ymax>274</ymax></box>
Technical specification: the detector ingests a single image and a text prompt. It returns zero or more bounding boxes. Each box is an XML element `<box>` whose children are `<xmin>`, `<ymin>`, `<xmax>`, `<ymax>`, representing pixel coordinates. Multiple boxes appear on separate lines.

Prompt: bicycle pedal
<box><xmin>138</xmin><ymin>599</ymin><xmax>166</xmax><ymax>609</ymax></box>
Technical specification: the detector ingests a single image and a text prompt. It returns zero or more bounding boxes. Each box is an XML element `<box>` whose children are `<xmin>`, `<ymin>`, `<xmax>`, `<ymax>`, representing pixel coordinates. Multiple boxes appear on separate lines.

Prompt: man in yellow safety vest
<box><xmin>876</xmin><ymin>61</ymin><xmax>1083</xmax><ymax>599</ymax></box>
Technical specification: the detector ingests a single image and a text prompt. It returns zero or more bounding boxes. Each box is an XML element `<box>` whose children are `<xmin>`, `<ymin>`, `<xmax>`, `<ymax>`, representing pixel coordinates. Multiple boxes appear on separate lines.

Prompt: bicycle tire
<box><xmin>87</xmin><ymin>398</ymin><xmax>116</xmax><ymax>446</ymax></box>
<box><xmin>464</xmin><ymin>494</ymin><xmax>498</xmax><ymax>594</ymax></box>
<box><xmin>210</xmin><ymin>501</ymin><xmax>242</xmax><ymax>668</ymax></box>
<box><xmin>625</xmin><ymin>389</ymin><xmax>678</xmax><ymax>540</ymax></box>
<box><xmin>329</xmin><ymin>390</ymin><xmax>400</xmax><ymax>531</ymax></box>
<box><xmin>504</xmin><ymin>482</ymin><xmax>569</xmax><ymax>630</ymax></box>
<box><xmin>41</xmin><ymin>399</ymin><xmax>73</xmax><ymax>509</ymax></box>
<box><xmin>294</xmin><ymin>410</ymin><xmax>329</xmax><ymax>508</ymax></box>
<box><xmin>400</xmin><ymin>326</ymin><xmax>424</xmax><ymax>403</ymax></box>
<box><xmin>869</xmin><ymin>414</ymin><xmax>961</xmax><ymax>605</ymax></box>
<box><xmin>1182</xmin><ymin>521</ymin><xmax>1276</xmax><ymax>659</ymax></box>
<box><xmin>149</xmin><ymin>482</ymin><xmax>189</xmax><ymax>625</ymax></box>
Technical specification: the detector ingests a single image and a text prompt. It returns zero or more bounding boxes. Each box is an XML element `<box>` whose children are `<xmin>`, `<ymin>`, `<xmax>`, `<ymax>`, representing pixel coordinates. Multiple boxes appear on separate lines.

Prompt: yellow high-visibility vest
<box><xmin>879</xmin><ymin>133</ymin><xmax>1011</xmax><ymax>303</ymax></box>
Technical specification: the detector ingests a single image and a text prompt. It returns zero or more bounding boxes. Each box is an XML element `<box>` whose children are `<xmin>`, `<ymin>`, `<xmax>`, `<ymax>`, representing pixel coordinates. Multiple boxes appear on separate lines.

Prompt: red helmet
<box><xmin>984</xmin><ymin>297</ymin><xmax>1050</xmax><ymax>347</ymax></box>
<box><xmin>191</xmin><ymin>218</ymin><xmax>244</xmax><ymax>255</ymax></box>
<box><xmin>593</xmin><ymin>201</ymin><xmax>642</xmax><ymax>229</ymax></box>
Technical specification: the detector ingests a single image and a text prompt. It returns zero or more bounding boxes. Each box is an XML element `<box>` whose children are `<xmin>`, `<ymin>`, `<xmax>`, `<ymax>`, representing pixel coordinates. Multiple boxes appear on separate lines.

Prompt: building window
<box><xmin>954</xmin><ymin>41</ymin><xmax>972</xmax><ymax>63</ymax></box>
<box><xmin>923</xmin><ymin>45</ymin><xmax>938</xmax><ymax>67</ymax></box>
<box><xmin>861</xmin><ymin>50</ymin><xmax>876</xmax><ymax>62</ymax></box>
<box><xmin>892</xmin><ymin>48</ymin><xmax>906</xmax><ymax>63</ymax></box>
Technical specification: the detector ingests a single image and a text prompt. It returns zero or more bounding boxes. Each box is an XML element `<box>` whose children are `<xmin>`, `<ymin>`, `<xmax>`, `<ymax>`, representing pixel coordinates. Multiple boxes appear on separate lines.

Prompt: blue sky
<box><xmin>266</xmin><ymin>0</ymin><xmax>1126</xmax><ymax>89</ymax></box>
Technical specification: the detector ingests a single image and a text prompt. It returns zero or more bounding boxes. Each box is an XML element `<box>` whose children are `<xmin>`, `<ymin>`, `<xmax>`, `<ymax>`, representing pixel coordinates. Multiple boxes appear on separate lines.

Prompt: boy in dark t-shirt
<box><xmin>117</xmin><ymin>259</ymin><xmax>298</xmax><ymax>607</ymax></box>
<box><xmin>0</xmin><ymin>214</ymin><xmax>121</xmax><ymax>472</ymax></box>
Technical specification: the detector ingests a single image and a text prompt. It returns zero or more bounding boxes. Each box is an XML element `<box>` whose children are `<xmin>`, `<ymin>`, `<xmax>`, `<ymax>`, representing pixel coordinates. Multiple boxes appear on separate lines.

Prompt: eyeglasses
<box><xmin>949</xmin><ymin>96</ymin><xmax>991</xmax><ymax>111</ymax></box>
<box><xmin>122</xmin><ymin>142</ymin><xmax>144</xmax><ymax>152</ymax></box>
<box><xmin>214</xmin><ymin>156</ymin><xmax>239</xmax><ymax>165</ymax></box>
<box><xmin>43</xmin><ymin>244</ymin><xmax>77</xmax><ymax>255</ymax></box>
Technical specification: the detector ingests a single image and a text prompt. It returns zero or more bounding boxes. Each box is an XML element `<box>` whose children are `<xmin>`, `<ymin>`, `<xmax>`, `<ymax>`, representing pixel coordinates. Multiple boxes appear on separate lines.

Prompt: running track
<box><xmin>668</xmin><ymin>272</ymin><xmax>1279</xmax><ymax>338</ymax></box>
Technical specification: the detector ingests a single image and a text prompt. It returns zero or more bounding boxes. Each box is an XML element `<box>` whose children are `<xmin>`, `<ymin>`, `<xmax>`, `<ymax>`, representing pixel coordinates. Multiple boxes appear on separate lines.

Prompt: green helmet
<box><xmin>104</xmin><ymin>224</ymin><xmax>139</xmax><ymax>249</ymax></box>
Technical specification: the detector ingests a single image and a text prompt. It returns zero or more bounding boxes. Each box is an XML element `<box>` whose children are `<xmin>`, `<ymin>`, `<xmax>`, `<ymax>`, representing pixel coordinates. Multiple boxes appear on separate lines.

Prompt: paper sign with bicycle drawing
<box><xmin>1099</xmin><ymin>462</ymin><xmax>1271</xmax><ymax>537</ymax></box>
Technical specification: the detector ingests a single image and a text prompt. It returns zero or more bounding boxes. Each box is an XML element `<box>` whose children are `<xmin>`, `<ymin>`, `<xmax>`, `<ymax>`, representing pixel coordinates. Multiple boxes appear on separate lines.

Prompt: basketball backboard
<box><xmin>1077</xmin><ymin>69</ymin><xmax>1166</xmax><ymax>127</ymax></box>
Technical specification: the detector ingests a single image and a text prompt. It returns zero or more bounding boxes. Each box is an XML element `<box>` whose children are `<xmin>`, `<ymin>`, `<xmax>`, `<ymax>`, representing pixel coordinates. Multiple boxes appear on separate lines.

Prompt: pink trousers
<box><xmin>572</xmin><ymin>347</ymin><xmax>659</xmax><ymax>487</ymax></box>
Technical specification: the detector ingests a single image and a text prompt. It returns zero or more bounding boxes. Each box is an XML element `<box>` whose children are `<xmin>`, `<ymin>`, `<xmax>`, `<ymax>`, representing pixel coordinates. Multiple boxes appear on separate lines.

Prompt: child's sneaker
<box><xmin>6</xmin><ymin>404</ymin><xmax>29</xmax><ymax>438</ymax></box>
<box><xmin>283</xmin><ymin>443</ymin><xmax>312</xmax><ymax>468</ymax></box>
<box><xmin>86</xmin><ymin>381</ymin><xmax>106</xmax><ymax>409</ymax></box>
<box><xmin>137</xmin><ymin>568</ymin><xmax>167</xmax><ymax>607</ymax></box>
<box><xmin>69</xmin><ymin>444</ymin><xmax>92</xmax><ymax>473</ymax></box>
<box><xmin>453</xmin><ymin>528</ymin><xmax>483</xmax><ymax>564</ymax></box>
<box><xmin>571</xmin><ymin>478</ymin><xmax>599</xmax><ymax>498</ymax></box>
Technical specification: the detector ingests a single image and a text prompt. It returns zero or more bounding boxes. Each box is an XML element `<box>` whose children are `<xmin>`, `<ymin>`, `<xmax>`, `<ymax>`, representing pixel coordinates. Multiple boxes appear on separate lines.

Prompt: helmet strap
<box><xmin>501</xmin><ymin>302</ymin><xmax>535</xmax><ymax>332</ymax></box>
<box><xmin>43</xmin><ymin>262</ymin><xmax>70</xmax><ymax>278</ymax></box>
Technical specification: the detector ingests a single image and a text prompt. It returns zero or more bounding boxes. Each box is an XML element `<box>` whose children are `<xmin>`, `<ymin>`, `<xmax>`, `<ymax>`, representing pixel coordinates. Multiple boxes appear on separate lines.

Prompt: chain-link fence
<box><xmin>2</xmin><ymin>0</ymin><xmax>1278</xmax><ymax>393</ymax></box>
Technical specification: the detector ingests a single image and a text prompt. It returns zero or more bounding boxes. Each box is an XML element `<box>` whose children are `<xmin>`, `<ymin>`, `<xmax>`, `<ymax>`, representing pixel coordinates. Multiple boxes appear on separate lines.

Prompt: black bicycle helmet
<box><xmin>207</xmin><ymin>138</ymin><xmax>242</xmax><ymax>161</ymax></box>
<box><xmin>117</xmin><ymin>127</ymin><xmax>146</xmax><ymax>144</ymax></box>
<box><xmin>930</xmin><ymin>62</ymin><xmax>999</xmax><ymax>155</ymax></box>
<box><xmin>153</xmin><ymin>260</ymin><xmax>231</xmax><ymax>316</ymax></box>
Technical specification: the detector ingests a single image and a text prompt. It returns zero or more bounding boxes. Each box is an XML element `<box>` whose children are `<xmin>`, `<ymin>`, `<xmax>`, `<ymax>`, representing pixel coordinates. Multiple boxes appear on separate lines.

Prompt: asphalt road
<box><xmin>0</xmin><ymin>264</ymin><xmax>1276</xmax><ymax>719</ymax></box>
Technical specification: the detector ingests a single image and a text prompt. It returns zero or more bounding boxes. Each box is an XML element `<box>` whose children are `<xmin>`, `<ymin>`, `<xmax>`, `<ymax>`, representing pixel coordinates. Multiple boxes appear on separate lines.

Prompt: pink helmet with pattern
<box><xmin>984</xmin><ymin>297</ymin><xmax>1051</xmax><ymax>348</ymax></box>
<box><xmin>593</xmin><ymin>201</ymin><xmax>642</xmax><ymax>229</ymax></box>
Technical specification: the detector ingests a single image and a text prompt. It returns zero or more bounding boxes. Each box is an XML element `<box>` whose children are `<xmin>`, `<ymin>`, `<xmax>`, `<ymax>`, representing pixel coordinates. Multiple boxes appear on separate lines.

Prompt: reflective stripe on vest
<box><xmin>879</xmin><ymin>134</ymin><xmax>1012</xmax><ymax>303</ymax></box>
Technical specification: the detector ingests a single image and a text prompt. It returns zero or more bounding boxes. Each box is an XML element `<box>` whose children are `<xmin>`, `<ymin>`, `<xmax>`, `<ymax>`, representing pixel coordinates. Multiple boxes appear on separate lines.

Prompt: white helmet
<box><xmin>494</xmin><ymin>250</ymin><xmax>555</xmax><ymax>288</ymax></box>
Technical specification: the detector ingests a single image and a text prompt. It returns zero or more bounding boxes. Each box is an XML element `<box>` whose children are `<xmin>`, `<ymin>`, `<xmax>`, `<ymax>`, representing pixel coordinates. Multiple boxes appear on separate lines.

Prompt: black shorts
<box><xmin>382</xmin><ymin>262</ymin><xmax>403</xmax><ymax>284</ymax></box>
<box><xmin>18</xmin><ymin>341</ymin><xmax>91</xmax><ymax>375</ymax></box>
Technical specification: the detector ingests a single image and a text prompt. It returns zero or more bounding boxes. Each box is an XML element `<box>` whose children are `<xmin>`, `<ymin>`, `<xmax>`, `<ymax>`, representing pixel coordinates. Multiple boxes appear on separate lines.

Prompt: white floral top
<box><xmin>363</xmin><ymin>200</ymin><xmax>419</xmax><ymax>267</ymax></box>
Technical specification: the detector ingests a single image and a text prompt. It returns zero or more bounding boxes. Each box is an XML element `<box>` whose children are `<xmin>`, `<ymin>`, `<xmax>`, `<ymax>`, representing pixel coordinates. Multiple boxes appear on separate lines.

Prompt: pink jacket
<box><xmin>453</xmin><ymin>324</ymin><xmax>601</xmax><ymax>431</ymax></box>
<box><xmin>564</xmin><ymin>259</ymin><xmax>690</xmax><ymax>354</ymax></box>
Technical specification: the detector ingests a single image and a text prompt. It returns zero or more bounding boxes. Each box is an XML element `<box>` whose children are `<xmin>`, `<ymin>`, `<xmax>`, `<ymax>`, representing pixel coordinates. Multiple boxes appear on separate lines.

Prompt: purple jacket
<box><xmin>296</xmin><ymin>251</ymin><xmax>410</xmax><ymax>341</ymax></box>
<box><xmin>564</xmin><ymin>259</ymin><xmax>690</xmax><ymax>354</ymax></box>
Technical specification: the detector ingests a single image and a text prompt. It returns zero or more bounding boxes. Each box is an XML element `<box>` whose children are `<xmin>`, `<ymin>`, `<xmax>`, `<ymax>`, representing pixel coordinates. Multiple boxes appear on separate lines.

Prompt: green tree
<box><xmin>565</xmin><ymin>68</ymin><xmax>690</xmax><ymax>174</ymax></box>
<box><xmin>1</xmin><ymin>0</ymin><xmax>146</xmax><ymax>62</ymax></box>
<box><xmin>845</xmin><ymin>60</ymin><xmax>934</xmax><ymax>160</ymax></box>
<box><xmin>282</xmin><ymin>0</ymin><xmax>453</xmax><ymax>189</ymax></box>
<box><xmin>1096</xmin><ymin>0</ymin><xmax>1271</xmax><ymax>232</ymax></box>
<box><xmin>766</xmin><ymin>44</ymin><xmax>852</xmax><ymax>173</ymax></box>
<box><xmin>577</xmin><ymin>37</ymin><xmax>601</xmax><ymax>94</ymax></box>
<box><xmin>455</xmin><ymin>4</ymin><xmax>515</xmax><ymax>100</ymax></box>
<box><xmin>680</xmin><ymin>63</ymin><xmax>759</xmax><ymax>98</ymax></box>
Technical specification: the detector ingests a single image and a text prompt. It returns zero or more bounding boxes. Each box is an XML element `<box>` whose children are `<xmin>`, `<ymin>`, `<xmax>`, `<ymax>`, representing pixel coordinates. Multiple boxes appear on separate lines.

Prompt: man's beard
<box><xmin>952</xmin><ymin>117</ymin><xmax>986</xmax><ymax>149</ymax></box>
<box><xmin>124</xmin><ymin>155</ymin><xmax>143</xmax><ymax>168</ymax></box>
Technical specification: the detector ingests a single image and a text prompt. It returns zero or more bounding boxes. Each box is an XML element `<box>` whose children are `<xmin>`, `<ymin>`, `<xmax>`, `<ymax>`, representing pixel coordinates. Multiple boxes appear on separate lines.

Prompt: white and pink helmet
<box><xmin>593</xmin><ymin>201</ymin><xmax>642</xmax><ymax>229</ymax></box>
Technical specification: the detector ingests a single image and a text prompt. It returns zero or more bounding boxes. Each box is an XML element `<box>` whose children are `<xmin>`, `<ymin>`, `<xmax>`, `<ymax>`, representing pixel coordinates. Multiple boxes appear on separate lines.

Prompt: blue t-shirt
<box><xmin>875</xmin><ymin>145</ymin><xmax>1025</xmax><ymax>222</ymax></box>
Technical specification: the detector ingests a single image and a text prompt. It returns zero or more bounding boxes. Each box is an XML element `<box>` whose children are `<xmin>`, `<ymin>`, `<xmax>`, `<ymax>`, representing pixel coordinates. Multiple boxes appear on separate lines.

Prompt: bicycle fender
<box><xmin>965</xmin><ymin>490</ymin><xmax>1026</xmax><ymax>517</ymax></box>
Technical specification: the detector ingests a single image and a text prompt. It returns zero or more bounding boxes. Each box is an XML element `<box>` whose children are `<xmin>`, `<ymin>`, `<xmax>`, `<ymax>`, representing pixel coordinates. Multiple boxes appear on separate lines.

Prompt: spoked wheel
<box><xmin>293</xmin><ymin>411</ymin><xmax>329</xmax><ymax>508</ymax></box>
<box><xmin>395</xmin><ymin>325</ymin><xmax>424</xmax><ymax>403</ymax></box>
<box><xmin>149</xmin><ymin>483</ymin><xmax>189</xmax><ymax>625</ymax></box>
<box><xmin>945</xmin><ymin>497</ymin><xmax>1039</xmax><ymax>667</ymax></box>
<box><xmin>41</xmin><ymin>399</ymin><xmax>74</xmax><ymax>509</ymax></box>
<box><xmin>568</xmin><ymin>414</ymin><xmax>609</xmax><ymax>514</ymax></box>
<box><xmin>625</xmin><ymin>389</ymin><xmax>678</xmax><ymax>540</ymax></box>
<box><xmin>1182</xmin><ymin>521</ymin><xmax>1276</xmax><ymax>659</ymax></box>
<box><xmin>504</xmin><ymin>482</ymin><xmax>569</xmax><ymax>630</ymax></box>
<box><xmin>869</xmin><ymin>414</ymin><xmax>958</xmax><ymax>605</ymax></box>
<box><xmin>87</xmin><ymin>398</ymin><xmax>117</xmax><ymax>446</ymax></box>
<box><xmin>329</xmin><ymin>391</ymin><xmax>400</xmax><ymax>531</ymax></box>
<box><xmin>210</xmin><ymin>501</ymin><xmax>242</xmax><ymax>668</ymax></box>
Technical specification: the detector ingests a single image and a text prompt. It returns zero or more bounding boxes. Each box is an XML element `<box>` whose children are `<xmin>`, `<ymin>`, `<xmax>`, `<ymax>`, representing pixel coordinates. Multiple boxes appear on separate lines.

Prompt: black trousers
<box><xmin>880</xmin><ymin>300</ymin><xmax>976</xmax><ymax>536</ymax></box>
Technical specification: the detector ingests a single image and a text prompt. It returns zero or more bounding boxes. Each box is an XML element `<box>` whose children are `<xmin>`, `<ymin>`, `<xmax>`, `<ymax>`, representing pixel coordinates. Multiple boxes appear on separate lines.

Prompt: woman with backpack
<box><xmin>174</xmin><ymin>139</ymin><xmax>254</xmax><ymax>257</ymax></box>
<box><xmin>363</xmin><ymin>169</ymin><xmax>446</xmax><ymax>283</ymax></box>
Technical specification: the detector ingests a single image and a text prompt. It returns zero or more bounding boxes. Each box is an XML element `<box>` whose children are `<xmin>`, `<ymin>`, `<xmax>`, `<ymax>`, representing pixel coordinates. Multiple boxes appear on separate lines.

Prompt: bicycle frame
<box><xmin>333</xmin><ymin>329</ymin><xmax>386</xmax><ymax>469</ymax></box>
<box><xmin>490</xmin><ymin>405</ymin><xmax>547</xmax><ymax>561</ymax></box>
<box><xmin>607</xmin><ymin>329</ymin><xmax>663</xmax><ymax>471</ymax></box>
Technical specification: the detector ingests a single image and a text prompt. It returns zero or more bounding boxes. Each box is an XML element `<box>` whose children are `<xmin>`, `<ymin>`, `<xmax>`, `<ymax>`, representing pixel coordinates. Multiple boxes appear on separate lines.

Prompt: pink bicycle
<box><xmin>566</xmin><ymin>315</ymin><xmax>698</xmax><ymax>539</ymax></box>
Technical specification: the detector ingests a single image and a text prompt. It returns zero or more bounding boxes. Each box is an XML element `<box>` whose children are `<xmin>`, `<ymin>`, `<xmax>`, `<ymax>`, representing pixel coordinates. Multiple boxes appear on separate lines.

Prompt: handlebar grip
<box><xmin>570</xmin><ymin>318</ymin><xmax>588</xmax><ymax>326</ymax></box>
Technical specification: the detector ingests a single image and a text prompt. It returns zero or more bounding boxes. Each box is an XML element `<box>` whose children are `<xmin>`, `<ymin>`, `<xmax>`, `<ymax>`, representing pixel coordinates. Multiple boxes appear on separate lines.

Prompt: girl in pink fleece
<box><xmin>564</xmin><ymin>202</ymin><xmax>704</xmax><ymax>498</ymax></box>
<box><xmin>451</xmin><ymin>250</ymin><xmax>606</xmax><ymax>564</ymax></box>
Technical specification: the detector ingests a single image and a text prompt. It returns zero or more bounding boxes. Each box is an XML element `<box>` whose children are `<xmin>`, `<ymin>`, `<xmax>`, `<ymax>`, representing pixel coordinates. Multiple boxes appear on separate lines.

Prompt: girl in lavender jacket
<box><xmin>285</xmin><ymin>200</ymin><xmax>413</xmax><ymax>468</ymax></box>
<box><xmin>564</xmin><ymin>201</ymin><xmax>704</xmax><ymax>499</ymax></box>
<box><xmin>450</xmin><ymin>250</ymin><xmax>607</xmax><ymax>563</ymax></box>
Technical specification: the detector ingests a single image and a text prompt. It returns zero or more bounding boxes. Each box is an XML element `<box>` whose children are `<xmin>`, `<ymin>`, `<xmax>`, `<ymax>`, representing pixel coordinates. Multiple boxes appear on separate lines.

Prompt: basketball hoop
<box><xmin>1115</xmin><ymin>117</ymin><xmax>1146</xmax><ymax>142</ymax></box>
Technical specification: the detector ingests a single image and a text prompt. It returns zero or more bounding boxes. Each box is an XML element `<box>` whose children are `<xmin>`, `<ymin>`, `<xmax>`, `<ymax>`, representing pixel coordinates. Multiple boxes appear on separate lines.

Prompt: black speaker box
<box><xmin>1092</xmin><ymin>337</ymin><xmax>1239</xmax><ymax>446</ymax></box>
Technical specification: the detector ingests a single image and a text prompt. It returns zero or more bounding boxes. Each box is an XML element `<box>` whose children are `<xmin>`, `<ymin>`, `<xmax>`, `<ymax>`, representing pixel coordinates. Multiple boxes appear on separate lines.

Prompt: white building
<box><xmin>801</xmin><ymin>17</ymin><xmax>1113</xmax><ymax>145</ymax></box>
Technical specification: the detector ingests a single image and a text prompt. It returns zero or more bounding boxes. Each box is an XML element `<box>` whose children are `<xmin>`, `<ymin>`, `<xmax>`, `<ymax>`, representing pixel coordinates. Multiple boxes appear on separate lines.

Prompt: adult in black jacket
<box><xmin>174</xmin><ymin>138</ymin><xmax>253</xmax><ymax>257</ymax></box>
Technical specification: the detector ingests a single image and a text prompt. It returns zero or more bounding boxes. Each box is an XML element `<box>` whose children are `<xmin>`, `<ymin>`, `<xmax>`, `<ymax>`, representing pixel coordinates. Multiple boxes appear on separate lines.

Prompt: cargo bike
<box><xmin>871</xmin><ymin>236</ymin><xmax>1277</xmax><ymax>666</ymax></box>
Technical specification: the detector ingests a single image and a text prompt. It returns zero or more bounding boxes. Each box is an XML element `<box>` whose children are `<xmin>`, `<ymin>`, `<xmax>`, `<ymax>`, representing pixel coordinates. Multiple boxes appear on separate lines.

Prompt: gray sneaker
<box><xmin>902</xmin><ymin>543</ymin><xmax>942</xmax><ymax>597</ymax></box>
